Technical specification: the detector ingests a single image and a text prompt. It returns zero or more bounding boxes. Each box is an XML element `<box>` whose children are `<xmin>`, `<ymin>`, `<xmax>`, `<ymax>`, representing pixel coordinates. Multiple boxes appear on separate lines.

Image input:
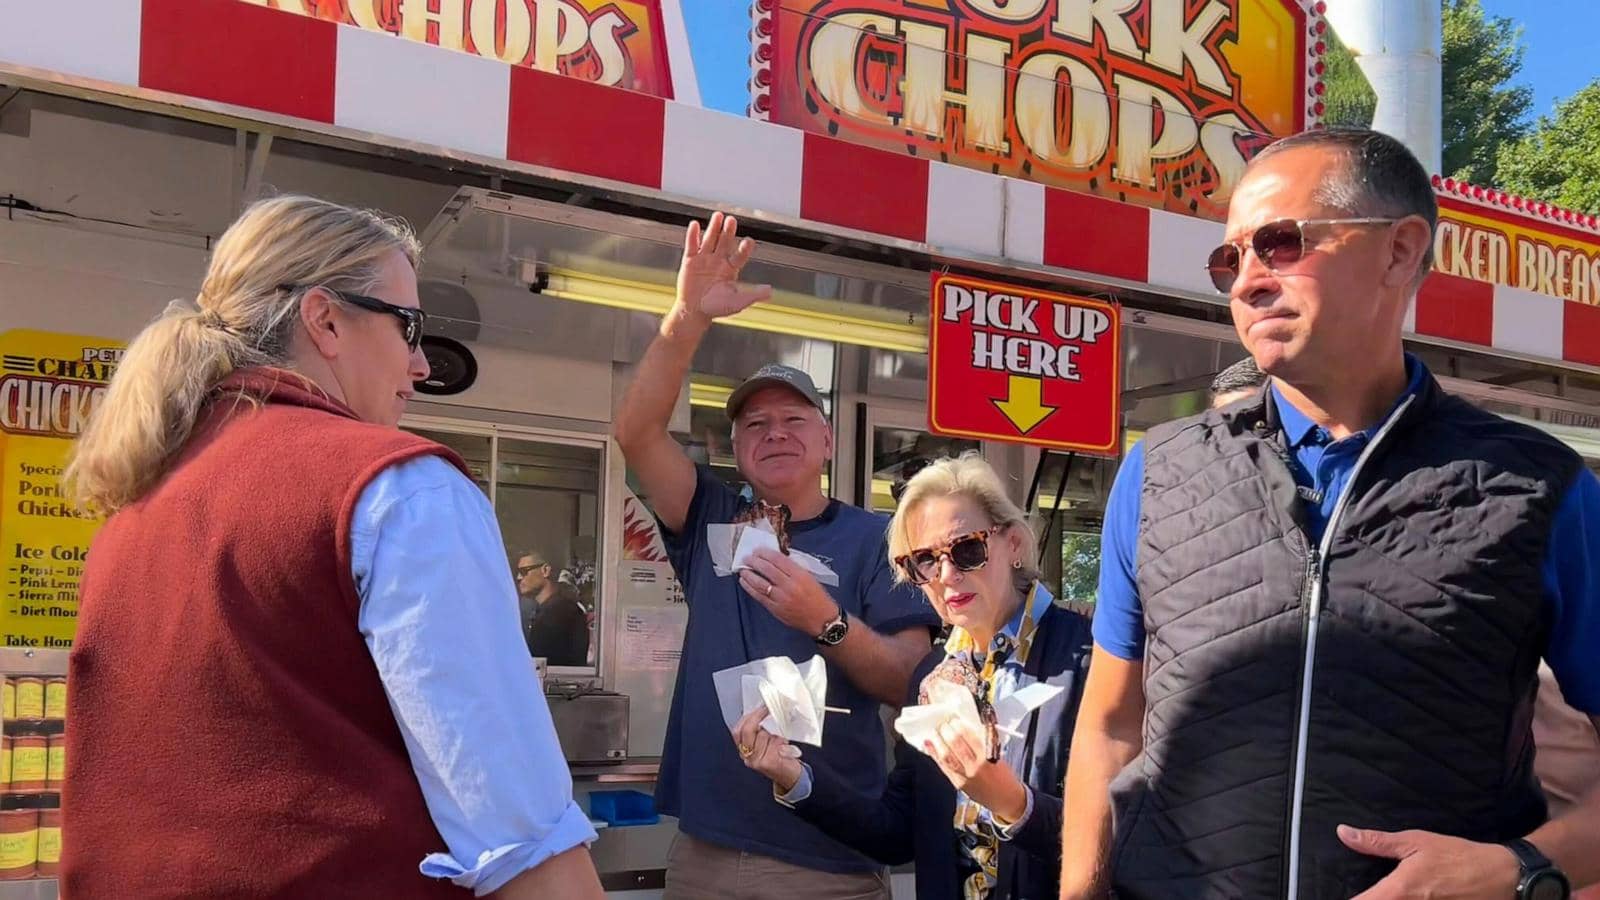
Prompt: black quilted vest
<box><xmin>1110</xmin><ymin>371</ymin><xmax>1580</xmax><ymax>900</ymax></box>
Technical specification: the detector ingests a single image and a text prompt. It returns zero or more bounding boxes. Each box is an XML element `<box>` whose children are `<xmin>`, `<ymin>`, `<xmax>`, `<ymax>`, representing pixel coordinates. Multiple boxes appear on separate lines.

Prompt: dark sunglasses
<box><xmin>1204</xmin><ymin>217</ymin><xmax>1399</xmax><ymax>294</ymax></box>
<box><xmin>895</xmin><ymin>527</ymin><xmax>1001</xmax><ymax>585</ymax></box>
<box><xmin>517</xmin><ymin>563</ymin><xmax>545</xmax><ymax>577</ymax></box>
<box><xmin>280</xmin><ymin>284</ymin><xmax>427</xmax><ymax>350</ymax></box>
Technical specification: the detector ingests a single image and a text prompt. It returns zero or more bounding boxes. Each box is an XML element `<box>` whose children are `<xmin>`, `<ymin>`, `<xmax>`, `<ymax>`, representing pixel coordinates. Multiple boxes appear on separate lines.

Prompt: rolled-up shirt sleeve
<box><xmin>350</xmin><ymin>455</ymin><xmax>597</xmax><ymax>896</ymax></box>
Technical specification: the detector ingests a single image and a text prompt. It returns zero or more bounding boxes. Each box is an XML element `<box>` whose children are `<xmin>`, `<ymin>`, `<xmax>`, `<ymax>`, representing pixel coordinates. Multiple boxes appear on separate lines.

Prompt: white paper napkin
<box><xmin>712</xmin><ymin>654</ymin><xmax>829</xmax><ymax>746</ymax></box>
<box><xmin>893</xmin><ymin>678</ymin><xmax>1062</xmax><ymax>755</ymax></box>
<box><xmin>705</xmin><ymin>520</ymin><xmax>841</xmax><ymax>587</ymax></box>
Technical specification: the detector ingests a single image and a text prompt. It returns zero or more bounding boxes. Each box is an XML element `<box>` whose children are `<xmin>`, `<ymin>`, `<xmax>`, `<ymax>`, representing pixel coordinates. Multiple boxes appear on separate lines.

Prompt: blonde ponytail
<box><xmin>66</xmin><ymin>195</ymin><xmax>420</xmax><ymax>514</ymax></box>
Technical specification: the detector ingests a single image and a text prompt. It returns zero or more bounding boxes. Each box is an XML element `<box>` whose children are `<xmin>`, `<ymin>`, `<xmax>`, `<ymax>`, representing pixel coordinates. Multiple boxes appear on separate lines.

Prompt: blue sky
<box><xmin>685</xmin><ymin>2</ymin><xmax>1600</xmax><ymax>122</ymax></box>
<box><xmin>682</xmin><ymin>2</ymin><xmax>749</xmax><ymax>116</ymax></box>
<box><xmin>1480</xmin><ymin>0</ymin><xmax>1599</xmax><ymax>119</ymax></box>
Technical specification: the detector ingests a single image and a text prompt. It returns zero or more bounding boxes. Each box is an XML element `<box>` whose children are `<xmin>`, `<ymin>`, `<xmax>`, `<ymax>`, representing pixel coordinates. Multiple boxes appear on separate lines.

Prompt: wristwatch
<box><xmin>1506</xmin><ymin>838</ymin><xmax>1570</xmax><ymax>900</ymax></box>
<box><xmin>814</xmin><ymin>607</ymin><xmax>849</xmax><ymax>646</ymax></box>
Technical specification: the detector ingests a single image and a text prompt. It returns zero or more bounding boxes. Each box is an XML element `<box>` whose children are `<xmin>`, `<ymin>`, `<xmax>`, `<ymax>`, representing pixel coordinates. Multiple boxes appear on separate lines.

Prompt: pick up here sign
<box><xmin>928</xmin><ymin>274</ymin><xmax>1121</xmax><ymax>454</ymax></box>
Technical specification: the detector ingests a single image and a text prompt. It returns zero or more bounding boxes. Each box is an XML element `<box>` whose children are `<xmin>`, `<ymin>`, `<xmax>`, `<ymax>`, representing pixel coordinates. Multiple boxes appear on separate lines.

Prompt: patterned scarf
<box><xmin>942</xmin><ymin>582</ymin><xmax>1047</xmax><ymax>900</ymax></box>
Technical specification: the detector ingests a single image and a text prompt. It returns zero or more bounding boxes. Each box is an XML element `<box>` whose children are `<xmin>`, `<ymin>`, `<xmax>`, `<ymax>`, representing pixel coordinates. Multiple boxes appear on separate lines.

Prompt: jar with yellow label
<box><xmin>35</xmin><ymin>795</ymin><xmax>58</xmax><ymax>877</ymax></box>
<box><xmin>43</xmin><ymin>680</ymin><xmax>65</xmax><ymax>722</ymax></box>
<box><xmin>0</xmin><ymin>795</ymin><xmax>37</xmax><ymax>880</ymax></box>
<box><xmin>0</xmin><ymin>738</ymin><xmax>10</xmax><ymax>789</ymax></box>
<box><xmin>1</xmin><ymin>680</ymin><xmax>13</xmax><ymax>722</ymax></box>
<box><xmin>45</xmin><ymin>734</ymin><xmax>63</xmax><ymax>791</ymax></box>
<box><xmin>12</xmin><ymin>680</ymin><xmax>42</xmax><ymax>721</ymax></box>
<box><xmin>10</xmin><ymin>738</ymin><xmax>45</xmax><ymax>793</ymax></box>
<box><xmin>45</xmin><ymin>734</ymin><xmax>64</xmax><ymax>790</ymax></box>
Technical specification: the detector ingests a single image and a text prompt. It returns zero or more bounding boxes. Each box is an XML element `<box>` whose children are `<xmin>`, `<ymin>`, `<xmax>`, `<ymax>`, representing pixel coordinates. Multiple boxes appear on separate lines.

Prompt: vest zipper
<box><xmin>1280</xmin><ymin>541</ymin><xmax>1318</xmax><ymax>895</ymax></box>
<box><xmin>1282</xmin><ymin>395</ymin><xmax>1416</xmax><ymax>900</ymax></box>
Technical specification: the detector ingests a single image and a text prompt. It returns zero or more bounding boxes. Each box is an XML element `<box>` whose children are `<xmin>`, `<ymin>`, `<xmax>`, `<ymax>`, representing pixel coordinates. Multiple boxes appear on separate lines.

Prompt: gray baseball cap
<box><xmin>725</xmin><ymin>364</ymin><xmax>826</xmax><ymax>419</ymax></box>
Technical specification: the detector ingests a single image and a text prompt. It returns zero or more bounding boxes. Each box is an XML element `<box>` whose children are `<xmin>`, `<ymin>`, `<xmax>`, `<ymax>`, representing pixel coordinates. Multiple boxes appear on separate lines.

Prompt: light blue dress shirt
<box><xmin>350</xmin><ymin>454</ymin><xmax>597</xmax><ymax>896</ymax></box>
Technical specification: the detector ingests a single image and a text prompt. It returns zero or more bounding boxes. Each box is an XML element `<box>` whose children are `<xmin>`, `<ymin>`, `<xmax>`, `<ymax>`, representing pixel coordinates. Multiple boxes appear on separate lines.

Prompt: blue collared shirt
<box><xmin>1271</xmin><ymin>356</ymin><xmax>1427</xmax><ymax>542</ymax></box>
<box><xmin>350</xmin><ymin>455</ymin><xmax>597</xmax><ymax>896</ymax></box>
<box><xmin>1094</xmin><ymin>355</ymin><xmax>1600</xmax><ymax>714</ymax></box>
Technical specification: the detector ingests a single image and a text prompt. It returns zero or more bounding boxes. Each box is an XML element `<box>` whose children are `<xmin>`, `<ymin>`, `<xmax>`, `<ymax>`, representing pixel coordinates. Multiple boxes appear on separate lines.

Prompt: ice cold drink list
<box><xmin>0</xmin><ymin>331</ymin><xmax>123</xmax><ymax>648</ymax></box>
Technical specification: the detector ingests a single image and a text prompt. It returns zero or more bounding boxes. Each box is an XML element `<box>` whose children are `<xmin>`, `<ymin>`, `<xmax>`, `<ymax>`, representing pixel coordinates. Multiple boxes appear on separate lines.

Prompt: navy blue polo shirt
<box><xmin>655</xmin><ymin>465</ymin><xmax>939</xmax><ymax>873</ymax></box>
<box><xmin>1095</xmin><ymin>356</ymin><xmax>1600</xmax><ymax>714</ymax></box>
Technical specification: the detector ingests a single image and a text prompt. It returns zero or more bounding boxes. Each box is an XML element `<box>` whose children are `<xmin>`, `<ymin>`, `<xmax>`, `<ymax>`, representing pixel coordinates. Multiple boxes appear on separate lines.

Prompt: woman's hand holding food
<box><xmin>732</xmin><ymin>705</ymin><xmax>804</xmax><ymax>794</ymax></box>
<box><xmin>921</xmin><ymin>715</ymin><xmax>1029</xmax><ymax>824</ymax></box>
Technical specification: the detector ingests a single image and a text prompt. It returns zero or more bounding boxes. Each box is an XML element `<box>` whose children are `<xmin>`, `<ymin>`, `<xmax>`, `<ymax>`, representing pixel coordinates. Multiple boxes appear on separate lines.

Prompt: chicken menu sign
<box><xmin>0</xmin><ymin>330</ymin><xmax>123</xmax><ymax>649</ymax></box>
<box><xmin>753</xmin><ymin>0</ymin><xmax>1318</xmax><ymax>218</ymax></box>
<box><xmin>1432</xmin><ymin>187</ymin><xmax>1600</xmax><ymax>307</ymax></box>
<box><xmin>928</xmin><ymin>274</ymin><xmax>1121</xmax><ymax>453</ymax></box>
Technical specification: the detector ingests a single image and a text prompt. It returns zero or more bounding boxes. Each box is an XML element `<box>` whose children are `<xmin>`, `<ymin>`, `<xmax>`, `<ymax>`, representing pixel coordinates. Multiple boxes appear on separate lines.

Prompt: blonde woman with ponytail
<box><xmin>63</xmin><ymin>195</ymin><xmax>602</xmax><ymax>900</ymax></box>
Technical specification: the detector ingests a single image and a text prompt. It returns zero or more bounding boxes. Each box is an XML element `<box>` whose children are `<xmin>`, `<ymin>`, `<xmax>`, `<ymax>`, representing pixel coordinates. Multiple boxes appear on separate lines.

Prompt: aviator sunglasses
<box><xmin>895</xmin><ymin>527</ymin><xmax>1003</xmax><ymax>585</ymax></box>
<box><xmin>279</xmin><ymin>284</ymin><xmax>427</xmax><ymax>351</ymax></box>
<box><xmin>1204</xmin><ymin>217</ymin><xmax>1399</xmax><ymax>294</ymax></box>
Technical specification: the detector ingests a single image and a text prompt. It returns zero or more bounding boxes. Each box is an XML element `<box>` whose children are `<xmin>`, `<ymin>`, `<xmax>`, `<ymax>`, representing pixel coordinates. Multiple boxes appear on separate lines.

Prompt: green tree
<box><xmin>1441</xmin><ymin>0</ymin><xmax>1532</xmax><ymax>183</ymax></box>
<box><xmin>1319</xmin><ymin>0</ymin><xmax>1530</xmax><ymax>182</ymax></box>
<box><xmin>1059</xmin><ymin>532</ymin><xmax>1100</xmax><ymax>605</ymax></box>
<box><xmin>1496</xmin><ymin>80</ymin><xmax>1600</xmax><ymax>216</ymax></box>
<box><xmin>1321</xmin><ymin>30</ymin><xmax>1376</xmax><ymax>129</ymax></box>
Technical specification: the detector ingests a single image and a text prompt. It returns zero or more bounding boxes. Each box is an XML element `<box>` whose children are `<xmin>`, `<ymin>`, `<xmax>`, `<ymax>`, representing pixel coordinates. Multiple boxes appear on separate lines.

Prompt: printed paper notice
<box><xmin>0</xmin><ymin>330</ymin><xmax>124</xmax><ymax>649</ymax></box>
<box><xmin>620</xmin><ymin>607</ymin><xmax>684</xmax><ymax>672</ymax></box>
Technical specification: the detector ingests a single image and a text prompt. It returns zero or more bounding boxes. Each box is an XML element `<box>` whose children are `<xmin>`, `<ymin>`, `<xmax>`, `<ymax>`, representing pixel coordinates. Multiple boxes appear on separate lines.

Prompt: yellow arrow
<box><xmin>993</xmin><ymin>375</ymin><xmax>1057</xmax><ymax>434</ymax></box>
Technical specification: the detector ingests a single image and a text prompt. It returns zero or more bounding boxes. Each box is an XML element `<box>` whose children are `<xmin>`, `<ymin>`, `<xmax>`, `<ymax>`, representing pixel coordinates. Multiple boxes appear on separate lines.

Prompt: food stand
<box><xmin>3</xmin><ymin>0</ymin><xmax>1599</xmax><ymax>894</ymax></box>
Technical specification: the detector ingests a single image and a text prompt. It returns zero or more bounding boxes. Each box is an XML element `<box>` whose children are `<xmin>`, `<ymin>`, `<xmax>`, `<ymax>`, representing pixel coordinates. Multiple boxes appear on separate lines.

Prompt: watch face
<box><xmin>1528</xmin><ymin>872</ymin><xmax>1571</xmax><ymax>900</ymax></box>
<box><xmin>820</xmin><ymin>622</ymin><xmax>847</xmax><ymax>644</ymax></box>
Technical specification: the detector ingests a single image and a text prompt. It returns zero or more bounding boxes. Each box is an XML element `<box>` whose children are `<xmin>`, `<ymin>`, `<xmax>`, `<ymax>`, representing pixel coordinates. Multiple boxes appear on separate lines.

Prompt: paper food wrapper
<box><xmin>893</xmin><ymin>679</ymin><xmax>1062</xmax><ymax>754</ymax></box>
<box><xmin>706</xmin><ymin>520</ymin><xmax>840</xmax><ymax>587</ymax></box>
<box><xmin>712</xmin><ymin>654</ymin><xmax>828</xmax><ymax>747</ymax></box>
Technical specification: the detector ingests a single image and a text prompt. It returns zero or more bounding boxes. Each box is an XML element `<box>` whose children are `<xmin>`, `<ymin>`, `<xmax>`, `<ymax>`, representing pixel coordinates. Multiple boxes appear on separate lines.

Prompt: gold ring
<box><xmin>765</xmin><ymin>583</ymin><xmax>773</xmax><ymax>596</ymax></box>
<box><xmin>738</xmin><ymin>743</ymin><xmax>753</xmax><ymax>759</ymax></box>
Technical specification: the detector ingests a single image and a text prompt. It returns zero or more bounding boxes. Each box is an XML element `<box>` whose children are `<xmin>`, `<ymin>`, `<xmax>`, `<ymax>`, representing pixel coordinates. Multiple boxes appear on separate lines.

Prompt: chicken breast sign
<box><xmin>928</xmin><ymin>274</ymin><xmax>1121</xmax><ymax>454</ymax></box>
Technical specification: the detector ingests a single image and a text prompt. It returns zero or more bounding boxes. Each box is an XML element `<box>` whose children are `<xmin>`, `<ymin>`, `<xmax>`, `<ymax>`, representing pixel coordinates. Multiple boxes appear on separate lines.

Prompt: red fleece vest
<box><xmin>63</xmin><ymin>368</ymin><xmax>470</xmax><ymax>899</ymax></box>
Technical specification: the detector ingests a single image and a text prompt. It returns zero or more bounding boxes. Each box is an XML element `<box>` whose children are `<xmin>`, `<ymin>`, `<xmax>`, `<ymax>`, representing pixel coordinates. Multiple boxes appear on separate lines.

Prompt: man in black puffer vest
<box><xmin>1059</xmin><ymin>129</ymin><xmax>1600</xmax><ymax>900</ymax></box>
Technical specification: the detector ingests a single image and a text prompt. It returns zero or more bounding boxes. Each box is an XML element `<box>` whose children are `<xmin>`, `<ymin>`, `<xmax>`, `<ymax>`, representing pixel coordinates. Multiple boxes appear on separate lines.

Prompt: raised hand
<box><xmin>676</xmin><ymin>211</ymin><xmax>772</xmax><ymax>322</ymax></box>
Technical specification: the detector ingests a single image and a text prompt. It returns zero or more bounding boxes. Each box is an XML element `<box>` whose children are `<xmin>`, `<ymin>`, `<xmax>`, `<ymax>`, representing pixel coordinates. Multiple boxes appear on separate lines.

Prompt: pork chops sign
<box><xmin>240</xmin><ymin>0</ymin><xmax>675</xmax><ymax>97</ymax></box>
<box><xmin>928</xmin><ymin>274</ymin><xmax>1121</xmax><ymax>453</ymax></box>
<box><xmin>752</xmin><ymin>0</ymin><xmax>1321</xmax><ymax>219</ymax></box>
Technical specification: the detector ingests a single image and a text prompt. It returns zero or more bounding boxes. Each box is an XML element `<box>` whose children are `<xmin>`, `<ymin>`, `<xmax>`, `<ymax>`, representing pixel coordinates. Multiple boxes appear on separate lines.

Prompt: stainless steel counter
<box><xmin>570</xmin><ymin>757</ymin><xmax>660</xmax><ymax>783</ymax></box>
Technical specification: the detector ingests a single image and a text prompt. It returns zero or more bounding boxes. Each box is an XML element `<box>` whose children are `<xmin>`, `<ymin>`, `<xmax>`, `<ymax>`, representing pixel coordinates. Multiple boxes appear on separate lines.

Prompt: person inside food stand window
<box><xmin>615</xmin><ymin>212</ymin><xmax>941</xmax><ymax>899</ymax></box>
<box><xmin>732</xmin><ymin>453</ymin><xmax>1093</xmax><ymax>900</ymax></box>
<box><xmin>1061</xmin><ymin>129</ymin><xmax>1600</xmax><ymax>900</ymax></box>
<box><xmin>517</xmin><ymin>549</ymin><xmax>590</xmax><ymax>667</ymax></box>
<box><xmin>62</xmin><ymin>195</ymin><xmax>602</xmax><ymax>899</ymax></box>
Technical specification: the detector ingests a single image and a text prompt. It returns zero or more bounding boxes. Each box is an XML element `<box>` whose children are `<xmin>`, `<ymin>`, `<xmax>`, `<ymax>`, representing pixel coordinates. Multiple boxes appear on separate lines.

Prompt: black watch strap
<box><xmin>1507</xmin><ymin>838</ymin><xmax>1554</xmax><ymax>873</ymax></box>
<box><xmin>1507</xmin><ymin>839</ymin><xmax>1570</xmax><ymax>900</ymax></box>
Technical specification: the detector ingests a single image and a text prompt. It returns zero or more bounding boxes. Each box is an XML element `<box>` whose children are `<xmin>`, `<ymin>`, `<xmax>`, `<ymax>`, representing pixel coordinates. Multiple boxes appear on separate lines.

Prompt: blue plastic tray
<box><xmin>588</xmin><ymin>789</ymin><xmax>660</xmax><ymax>827</ymax></box>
